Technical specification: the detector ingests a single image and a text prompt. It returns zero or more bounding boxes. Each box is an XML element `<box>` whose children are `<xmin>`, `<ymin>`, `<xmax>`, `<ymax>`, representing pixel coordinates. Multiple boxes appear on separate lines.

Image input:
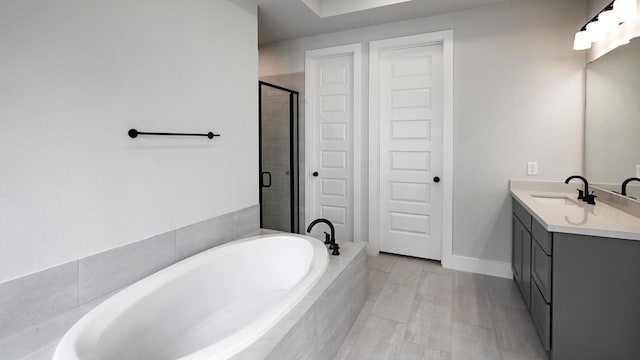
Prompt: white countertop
<box><xmin>510</xmin><ymin>180</ymin><xmax>640</xmax><ymax>241</ymax></box>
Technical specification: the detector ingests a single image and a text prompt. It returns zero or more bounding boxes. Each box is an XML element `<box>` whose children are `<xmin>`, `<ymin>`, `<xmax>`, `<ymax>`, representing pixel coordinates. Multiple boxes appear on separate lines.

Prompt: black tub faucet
<box><xmin>565</xmin><ymin>175</ymin><xmax>596</xmax><ymax>204</ymax></box>
<box><xmin>306</xmin><ymin>218</ymin><xmax>339</xmax><ymax>256</ymax></box>
<box><xmin>621</xmin><ymin>177</ymin><xmax>640</xmax><ymax>196</ymax></box>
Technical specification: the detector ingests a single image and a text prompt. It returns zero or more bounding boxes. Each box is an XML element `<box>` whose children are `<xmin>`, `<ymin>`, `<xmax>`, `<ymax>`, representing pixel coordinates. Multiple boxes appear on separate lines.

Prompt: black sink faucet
<box><xmin>565</xmin><ymin>175</ymin><xmax>596</xmax><ymax>204</ymax></box>
<box><xmin>621</xmin><ymin>177</ymin><xmax>640</xmax><ymax>196</ymax></box>
<box><xmin>306</xmin><ymin>218</ymin><xmax>340</xmax><ymax>255</ymax></box>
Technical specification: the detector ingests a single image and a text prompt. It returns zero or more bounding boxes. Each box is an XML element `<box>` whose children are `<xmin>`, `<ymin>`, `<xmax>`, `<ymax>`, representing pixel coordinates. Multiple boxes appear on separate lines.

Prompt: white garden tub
<box><xmin>53</xmin><ymin>234</ymin><xmax>329</xmax><ymax>360</ymax></box>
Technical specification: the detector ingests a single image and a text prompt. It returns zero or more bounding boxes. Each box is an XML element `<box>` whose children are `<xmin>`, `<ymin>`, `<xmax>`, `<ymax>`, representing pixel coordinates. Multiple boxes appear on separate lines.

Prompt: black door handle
<box><xmin>261</xmin><ymin>172</ymin><xmax>272</xmax><ymax>188</ymax></box>
<box><xmin>433</xmin><ymin>176</ymin><xmax>441</xmax><ymax>183</ymax></box>
<box><xmin>312</xmin><ymin>171</ymin><xmax>319</xmax><ymax>177</ymax></box>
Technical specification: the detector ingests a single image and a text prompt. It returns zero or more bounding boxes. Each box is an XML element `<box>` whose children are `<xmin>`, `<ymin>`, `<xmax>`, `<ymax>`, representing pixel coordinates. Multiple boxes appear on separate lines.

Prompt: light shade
<box><xmin>587</xmin><ymin>21</ymin><xmax>605</xmax><ymax>42</ymax></box>
<box><xmin>598</xmin><ymin>10</ymin><xmax>619</xmax><ymax>33</ymax></box>
<box><xmin>617</xmin><ymin>20</ymin><xmax>635</xmax><ymax>44</ymax></box>
<box><xmin>614</xmin><ymin>0</ymin><xmax>638</xmax><ymax>23</ymax></box>
<box><xmin>573</xmin><ymin>30</ymin><xmax>592</xmax><ymax>50</ymax></box>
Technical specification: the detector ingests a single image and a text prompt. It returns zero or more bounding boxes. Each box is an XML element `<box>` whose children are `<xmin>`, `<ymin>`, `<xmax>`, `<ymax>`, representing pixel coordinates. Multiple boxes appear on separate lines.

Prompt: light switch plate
<box><xmin>527</xmin><ymin>162</ymin><xmax>538</xmax><ymax>176</ymax></box>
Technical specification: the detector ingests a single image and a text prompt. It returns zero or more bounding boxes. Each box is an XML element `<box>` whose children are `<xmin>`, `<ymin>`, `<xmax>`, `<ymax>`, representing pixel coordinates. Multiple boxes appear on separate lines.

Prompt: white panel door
<box><xmin>378</xmin><ymin>44</ymin><xmax>444</xmax><ymax>259</ymax></box>
<box><xmin>307</xmin><ymin>51</ymin><xmax>357</xmax><ymax>241</ymax></box>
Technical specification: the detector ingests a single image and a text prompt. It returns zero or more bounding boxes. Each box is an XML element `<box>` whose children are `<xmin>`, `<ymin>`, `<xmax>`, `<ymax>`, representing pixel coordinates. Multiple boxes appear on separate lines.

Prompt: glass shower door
<box><xmin>259</xmin><ymin>82</ymin><xmax>298</xmax><ymax>233</ymax></box>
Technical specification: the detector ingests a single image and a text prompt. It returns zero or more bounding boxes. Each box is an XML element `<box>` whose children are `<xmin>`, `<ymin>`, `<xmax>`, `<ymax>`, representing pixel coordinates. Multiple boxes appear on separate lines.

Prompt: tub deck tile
<box><xmin>233</xmin><ymin>241</ymin><xmax>366</xmax><ymax>360</ymax></box>
<box><xmin>265</xmin><ymin>304</ymin><xmax>318</xmax><ymax>360</ymax></box>
<box><xmin>0</xmin><ymin>308</ymin><xmax>87</xmax><ymax>360</ymax></box>
<box><xmin>0</xmin><ymin>262</ymin><xmax>79</xmax><ymax>340</ymax></box>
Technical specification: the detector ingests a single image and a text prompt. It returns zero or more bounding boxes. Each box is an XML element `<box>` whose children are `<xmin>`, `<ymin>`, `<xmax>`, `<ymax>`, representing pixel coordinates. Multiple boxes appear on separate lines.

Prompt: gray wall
<box><xmin>0</xmin><ymin>0</ymin><xmax>259</xmax><ymax>283</ymax></box>
<box><xmin>259</xmin><ymin>0</ymin><xmax>586</xmax><ymax>264</ymax></box>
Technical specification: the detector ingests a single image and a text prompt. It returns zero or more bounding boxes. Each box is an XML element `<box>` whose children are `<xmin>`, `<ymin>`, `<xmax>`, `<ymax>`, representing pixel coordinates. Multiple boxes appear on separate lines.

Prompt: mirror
<box><xmin>585</xmin><ymin>37</ymin><xmax>640</xmax><ymax>199</ymax></box>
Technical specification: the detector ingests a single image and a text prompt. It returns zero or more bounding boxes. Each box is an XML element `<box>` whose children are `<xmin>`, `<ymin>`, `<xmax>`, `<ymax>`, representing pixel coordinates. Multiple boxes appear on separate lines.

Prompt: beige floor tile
<box><xmin>452</xmin><ymin>271</ymin><xmax>488</xmax><ymax>294</ymax></box>
<box><xmin>395</xmin><ymin>342</ymin><xmax>426</xmax><ymax>360</ymax></box>
<box><xmin>405</xmin><ymin>300</ymin><xmax>452</xmax><ymax>352</ymax></box>
<box><xmin>491</xmin><ymin>304</ymin><xmax>546</xmax><ymax>359</ymax></box>
<box><xmin>416</xmin><ymin>272</ymin><xmax>453</xmax><ymax>305</ymax></box>
<box><xmin>388</xmin><ymin>260</ymin><xmax>423</xmax><ymax>287</ymax></box>
<box><xmin>486</xmin><ymin>276</ymin><xmax>526</xmax><ymax>310</ymax></box>
<box><xmin>423</xmin><ymin>349</ymin><xmax>452</xmax><ymax>360</ymax></box>
<box><xmin>372</xmin><ymin>283</ymin><xmax>416</xmax><ymax>323</ymax></box>
<box><xmin>498</xmin><ymin>348</ymin><xmax>548</xmax><ymax>360</ymax></box>
<box><xmin>452</xmin><ymin>288</ymin><xmax>494</xmax><ymax>329</ymax></box>
<box><xmin>451</xmin><ymin>321</ymin><xmax>501</xmax><ymax>360</ymax></box>
<box><xmin>333</xmin><ymin>258</ymin><xmax>541</xmax><ymax>360</ymax></box>
<box><xmin>422</xmin><ymin>260</ymin><xmax>453</xmax><ymax>277</ymax></box>
<box><xmin>367</xmin><ymin>269</ymin><xmax>389</xmax><ymax>301</ymax></box>
<box><xmin>347</xmin><ymin>316</ymin><xmax>407</xmax><ymax>360</ymax></box>
<box><xmin>368</xmin><ymin>254</ymin><xmax>397</xmax><ymax>273</ymax></box>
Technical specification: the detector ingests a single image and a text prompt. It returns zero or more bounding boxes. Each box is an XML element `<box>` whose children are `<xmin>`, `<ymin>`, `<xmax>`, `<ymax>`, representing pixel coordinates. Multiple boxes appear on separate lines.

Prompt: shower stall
<box><xmin>258</xmin><ymin>81</ymin><xmax>300</xmax><ymax>233</ymax></box>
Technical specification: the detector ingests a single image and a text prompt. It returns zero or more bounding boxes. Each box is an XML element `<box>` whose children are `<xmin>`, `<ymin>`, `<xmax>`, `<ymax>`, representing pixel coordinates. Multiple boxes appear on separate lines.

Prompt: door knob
<box><xmin>433</xmin><ymin>176</ymin><xmax>441</xmax><ymax>183</ymax></box>
<box><xmin>312</xmin><ymin>171</ymin><xmax>319</xmax><ymax>177</ymax></box>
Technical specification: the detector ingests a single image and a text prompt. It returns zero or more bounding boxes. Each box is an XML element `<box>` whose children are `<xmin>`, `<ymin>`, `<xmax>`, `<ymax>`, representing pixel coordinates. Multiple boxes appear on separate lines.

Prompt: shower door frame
<box><xmin>258</xmin><ymin>81</ymin><xmax>300</xmax><ymax>233</ymax></box>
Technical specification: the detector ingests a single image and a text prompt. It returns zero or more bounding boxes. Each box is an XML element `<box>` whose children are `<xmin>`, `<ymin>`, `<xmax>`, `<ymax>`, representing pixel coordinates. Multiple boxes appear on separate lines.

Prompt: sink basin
<box><xmin>530</xmin><ymin>195</ymin><xmax>581</xmax><ymax>207</ymax></box>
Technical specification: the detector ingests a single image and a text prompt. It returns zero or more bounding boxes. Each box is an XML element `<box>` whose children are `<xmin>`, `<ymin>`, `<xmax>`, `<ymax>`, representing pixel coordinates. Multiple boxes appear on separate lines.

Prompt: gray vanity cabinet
<box><xmin>512</xmin><ymin>198</ymin><xmax>640</xmax><ymax>360</ymax></box>
<box><xmin>512</xmin><ymin>199</ymin><xmax>547</xmax><ymax>348</ymax></box>
<box><xmin>511</xmin><ymin>204</ymin><xmax>531</xmax><ymax>309</ymax></box>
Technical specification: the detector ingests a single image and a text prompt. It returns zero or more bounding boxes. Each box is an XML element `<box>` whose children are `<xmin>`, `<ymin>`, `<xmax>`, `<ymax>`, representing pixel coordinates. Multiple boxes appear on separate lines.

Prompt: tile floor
<box><xmin>333</xmin><ymin>253</ymin><xmax>548</xmax><ymax>360</ymax></box>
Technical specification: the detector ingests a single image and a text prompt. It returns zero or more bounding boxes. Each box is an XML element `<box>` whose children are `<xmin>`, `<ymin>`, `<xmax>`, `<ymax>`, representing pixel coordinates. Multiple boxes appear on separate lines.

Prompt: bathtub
<box><xmin>53</xmin><ymin>234</ymin><xmax>329</xmax><ymax>360</ymax></box>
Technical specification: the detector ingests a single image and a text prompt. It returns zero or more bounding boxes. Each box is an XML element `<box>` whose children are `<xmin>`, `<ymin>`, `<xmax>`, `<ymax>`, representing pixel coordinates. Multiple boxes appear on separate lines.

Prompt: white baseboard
<box><xmin>443</xmin><ymin>255</ymin><xmax>513</xmax><ymax>279</ymax></box>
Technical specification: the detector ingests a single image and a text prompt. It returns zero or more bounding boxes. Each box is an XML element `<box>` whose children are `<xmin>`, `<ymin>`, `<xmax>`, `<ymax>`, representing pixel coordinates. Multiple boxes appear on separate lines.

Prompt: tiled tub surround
<box><xmin>231</xmin><ymin>242</ymin><xmax>366</xmax><ymax>360</ymax></box>
<box><xmin>0</xmin><ymin>205</ymin><xmax>259</xmax><ymax>360</ymax></box>
<box><xmin>1</xmin><ymin>240</ymin><xmax>365</xmax><ymax>360</ymax></box>
<box><xmin>54</xmin><ymin>234</ymin><xmax>329</xmax><ymax>359</ymax></box>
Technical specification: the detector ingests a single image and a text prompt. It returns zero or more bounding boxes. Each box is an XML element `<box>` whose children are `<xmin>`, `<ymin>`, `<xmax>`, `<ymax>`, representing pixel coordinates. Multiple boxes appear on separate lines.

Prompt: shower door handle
<box><xmin>261</xmin><ymin>172</ymin><xmax>272</xmax><ymax>188</ymax></box>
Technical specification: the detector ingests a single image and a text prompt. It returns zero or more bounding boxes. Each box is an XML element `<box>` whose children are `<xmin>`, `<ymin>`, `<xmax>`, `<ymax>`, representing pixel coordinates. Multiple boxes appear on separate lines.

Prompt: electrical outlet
<box><xmin>527</xmin><ymin>162</ymin><xmax>538</xmax><ymax>176</ymax></box>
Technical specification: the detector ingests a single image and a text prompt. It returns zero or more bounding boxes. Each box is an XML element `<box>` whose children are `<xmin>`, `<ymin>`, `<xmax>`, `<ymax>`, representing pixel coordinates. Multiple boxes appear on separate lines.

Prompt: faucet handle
<box><xmin>331</xmin><ymin>243</ymin><xmax>340</xmax><ymax>256</ymax></box>
<box><xmin>323</xmin><ymin>232</ymin><xmax>331</xmax><ymax>245</ymax></box>
<box><xmin>586</xmin><ymin>192</ymin><xmax>597</xmax><ymax>205</ymax></box>
<box><xmin>576</xmin><ymin>189</ymin><xmax>584</xmax><ymax>200</ymax></box>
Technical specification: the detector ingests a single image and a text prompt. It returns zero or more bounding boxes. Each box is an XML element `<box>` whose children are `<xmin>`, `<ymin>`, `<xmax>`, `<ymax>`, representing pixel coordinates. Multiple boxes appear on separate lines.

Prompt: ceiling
<box><xmin>255</xmin><ymin>0</ymin><xmax>516</xmax><ymax>44</ymax></box>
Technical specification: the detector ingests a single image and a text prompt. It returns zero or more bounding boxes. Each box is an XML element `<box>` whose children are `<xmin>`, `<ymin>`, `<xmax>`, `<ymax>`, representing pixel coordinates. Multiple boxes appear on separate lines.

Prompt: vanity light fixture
<box><xmin>573</xmin><ymin>0</ymin><xmax>638</xmax><ymax>50</ymax></box>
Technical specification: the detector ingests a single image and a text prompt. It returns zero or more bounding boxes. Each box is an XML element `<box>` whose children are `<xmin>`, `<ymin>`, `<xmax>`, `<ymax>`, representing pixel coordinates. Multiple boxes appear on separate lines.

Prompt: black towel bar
<box><xmin>128</xmin><ymin>129</ymin><xmax>220</xmax><ymax>139</ymax></box>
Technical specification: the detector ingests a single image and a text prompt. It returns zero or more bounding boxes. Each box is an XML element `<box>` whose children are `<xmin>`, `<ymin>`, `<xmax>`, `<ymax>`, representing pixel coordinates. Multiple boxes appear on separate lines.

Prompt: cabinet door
<box><xmin>532</xmin><ymin>281</ymin><xmax>551</xmax><ymax>351</ymax></box>
<box><xmin>522</xmin><ymin>228</ymin><xmax>532</xmax><ymax>309</ymax></box>
<box><xmin>532</xmin><ymin>237</ymin><xmax>552</xmax><ymax>303</ymax></box>
<box><xmin>512</xmin><ymin>216</ymin><xmax>523</xmax><ymax>283</ymax></box>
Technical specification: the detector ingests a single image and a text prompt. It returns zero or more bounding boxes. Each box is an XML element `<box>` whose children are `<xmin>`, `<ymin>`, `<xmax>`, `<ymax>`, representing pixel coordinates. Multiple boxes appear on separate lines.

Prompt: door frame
<box><xmin>305</xmin><ymin>43</ymin><xmax>363</xmax><ymax>241</ymax></box>
<box><xmin>368</xmin><ymin>31</ymin><xmax>454</xmax><ymax>266</ymax></box>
